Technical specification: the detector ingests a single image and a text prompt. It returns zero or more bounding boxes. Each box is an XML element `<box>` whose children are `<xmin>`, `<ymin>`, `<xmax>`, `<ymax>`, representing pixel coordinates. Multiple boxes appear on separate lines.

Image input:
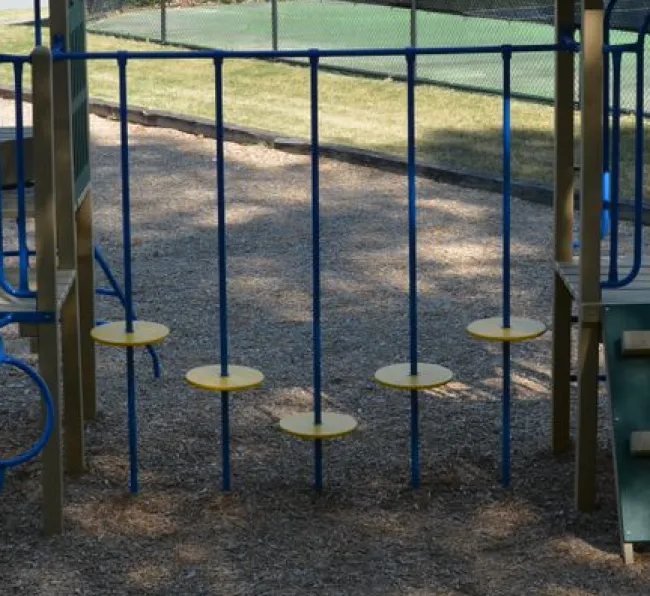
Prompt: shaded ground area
<box><xmin>1</xmin><ymin>100</ymin><xmax>650</xmax><ymax>594</ymax></box>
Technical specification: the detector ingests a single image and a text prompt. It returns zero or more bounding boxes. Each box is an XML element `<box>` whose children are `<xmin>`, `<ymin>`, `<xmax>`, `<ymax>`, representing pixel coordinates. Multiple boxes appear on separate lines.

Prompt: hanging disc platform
<box><xmin>467</xmin><ymin>317</ymin><xmax>546</xmax><ymax>343</ymax></box>
<box><xmin>91</xmin><ymin>320</ymin><xmax>170</xmax><ymax>347</ymax></box>
<box><xmin>375</xmin><ymin>362</ymin><xmax>453</xmax><ymax>390</ymax></box>
<box><xmin>186</xmin><ymin>364</ymin><xmax>264</xmax><ymax>392</ymax></box>
<box><xmin>279</xmin><ymin>412</ymin><xmax>358</xmax><ymax>440</ymax></box>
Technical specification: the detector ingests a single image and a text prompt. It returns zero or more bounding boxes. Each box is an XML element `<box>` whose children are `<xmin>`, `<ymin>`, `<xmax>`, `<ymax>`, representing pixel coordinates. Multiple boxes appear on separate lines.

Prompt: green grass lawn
<box><xmin>0</xmin><ymin>21</ymin><xmax>646</xmax><ymax>199</ymax></box>
<box><xmin>89</xmin><ymin>1</ymin><xmax>645</xmax><ymax>113</ymax></box>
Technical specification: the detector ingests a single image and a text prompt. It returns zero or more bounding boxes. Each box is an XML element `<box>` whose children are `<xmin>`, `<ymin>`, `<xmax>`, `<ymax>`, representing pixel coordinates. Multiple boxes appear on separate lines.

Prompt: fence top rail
<box><xmin>52</xmin><ymin>42</ymin><xmax>571</xmax><ymax>63</ymax></box>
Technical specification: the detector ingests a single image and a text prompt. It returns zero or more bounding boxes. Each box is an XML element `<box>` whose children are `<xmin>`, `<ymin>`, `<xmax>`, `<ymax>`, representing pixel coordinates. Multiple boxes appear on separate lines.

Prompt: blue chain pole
<box><xmin>309</xmin><ymin>52</ymin><xmax>324</xmax><ymax>491</ymax></box>
<box><xmin>14</xmin><ymin>62</ymin><xmax>29</xmax><ymax>294</ymax></box>
<box><xmin>502</xmin><ymin>48</ymin><xmax>512</xmax><ymax>489</ymax></box>
<box><xmin>118</xmin><ymin>55</ymin><xmax>139</xmax><ymax>494</ymax></box>
<box><xmin>405</xmin><ymin>49</ymin><xmax>420</xmax><ymax>489</ymax></box>
<box><xmin>608</xmin><ymin>50</ymin><xmax>622</xmax><ymax>284</ymax></box>
<box><xmin>33</xmin><ymin>0</ymin><xmax>42</xmax><ymax>47</ymax></box>
<box><xmin>214</xmin><ymin>56</ymin><xmax>232</xmax><ymax>492</ymax></box>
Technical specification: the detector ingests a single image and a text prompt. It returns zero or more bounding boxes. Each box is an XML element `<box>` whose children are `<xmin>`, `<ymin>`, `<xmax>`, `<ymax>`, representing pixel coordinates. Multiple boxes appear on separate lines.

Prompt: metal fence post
<box><xmin>272</xmin><ymin>0</ymin><xmax>279</xmax><ymax>51</ymax></box>
<box><xmin>161</xmin><ymin>0</ymin><xmax>167</xmax><ymax>44</ymax></box>
<box><xmin>410</xmin><ymin>0</ymin><xmax>417</xmax><ymax>78</ymax></box>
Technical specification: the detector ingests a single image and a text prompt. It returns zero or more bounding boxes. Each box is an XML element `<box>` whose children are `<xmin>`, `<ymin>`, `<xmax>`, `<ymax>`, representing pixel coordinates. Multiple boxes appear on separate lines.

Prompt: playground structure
<box><xmin>0</xmin><ymin>0</ymin><xmax>648</xmax><ymax>566</ymax></box>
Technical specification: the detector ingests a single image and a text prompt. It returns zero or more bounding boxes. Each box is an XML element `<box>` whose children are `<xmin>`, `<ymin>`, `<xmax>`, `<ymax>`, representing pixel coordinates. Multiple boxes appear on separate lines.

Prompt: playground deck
<box><xmin>556</xmin><ymin>258</ymin><xmax>650</xmax><ymax>305</ymax></box>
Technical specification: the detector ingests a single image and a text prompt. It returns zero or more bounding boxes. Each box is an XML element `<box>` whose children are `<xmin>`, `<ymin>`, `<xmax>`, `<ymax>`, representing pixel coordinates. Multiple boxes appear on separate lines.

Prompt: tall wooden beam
<box><xmin>552</xmin><ymin>0</ymin><xmax>576</xmax><ymax>455</ymax></box>
<box><xmin>32</xmin><ymin>46</ymin><xmax>64</xmax><ymax>535</ymax></box>
<box><xmin>576</xmin><ymin>0</ymin><xmax>604</xmax><ymax>512</ymax></box>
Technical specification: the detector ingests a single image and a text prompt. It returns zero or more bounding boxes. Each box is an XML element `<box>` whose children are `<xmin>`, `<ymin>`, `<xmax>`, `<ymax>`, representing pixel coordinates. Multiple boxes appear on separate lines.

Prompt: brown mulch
<box><xmin>1</xmin><ymin>99</ymin><xmax>650</xmax><ymax>595</ymax></box>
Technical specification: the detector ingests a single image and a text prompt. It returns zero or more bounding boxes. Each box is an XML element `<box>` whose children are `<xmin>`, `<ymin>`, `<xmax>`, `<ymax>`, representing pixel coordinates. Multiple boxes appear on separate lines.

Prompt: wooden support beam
<box><xmin>32</xmin><ymin>46</ymin><xmax>64</xmax><ymax>535</ymax></box>
<box><xmin>576</xmin><ymin>0</ymin><xmax>604</xmax><ymax>513</ymax></box>
<box><xmin>552</xmin><ymin>0</ymin><xmax>576</xmax><ymax>455</ymax></box>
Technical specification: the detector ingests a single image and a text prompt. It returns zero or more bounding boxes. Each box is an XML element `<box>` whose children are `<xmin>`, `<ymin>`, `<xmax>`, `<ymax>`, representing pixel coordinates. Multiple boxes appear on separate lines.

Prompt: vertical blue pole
<box><xmin>118</xmin><ymin>56</ymin><xmax>135</xmax><ymax>333</ymax></box>
<box><xmin>118</xmin><ymin>55</ymin><xmax>139</xmax><ymax>494</ymax></box>
<box><xmin>310</xmin><ymin>52</ymin><xmax>323</xmax><ymax>491</ymax></box>
<box><xmin>214</xmin><ymin>56</ymin><xmax>232</xmax><ymax>492</ymax></box>
<box><xmin>34</xmin><ymin>0</ymin><xmax>42</xmax><ymax>47</ymax></box>
<box><xmin>608</xmin><ymin>50</ymin><xmax>622</xmax><ymax>284</ymax></box>
<box><xmin>632</xmin><ymin>32</ymin><xmax>645</xmax><ymax>277</ymax></box>
<box><xmin>14</xmin><ymin>62</ymin><xmax>29</xmax><ymax>294</ymax></box>
<box><xmin>502</xmin><ymin>49</ymin><xmax>512</xmax><ymax>489</ymax></box>
<box><xmin>406</xmin><ymin>49</ymin><xmax>420</xmax><ymax>489</ymax></box>
<box><xmin>602</xmin><ymin>14</ymin><xmax>611</xmax><ymax>243</ymax></box>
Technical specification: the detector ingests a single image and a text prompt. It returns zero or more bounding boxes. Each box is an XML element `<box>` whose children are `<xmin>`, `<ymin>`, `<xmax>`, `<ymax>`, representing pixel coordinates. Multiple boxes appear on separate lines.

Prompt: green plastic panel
<box><xmin>69</xmin><ymin>0</ymin><xmax>91</xmax><ymax>200</ymax></box>
<box><xmin>602</xmin><ymin>304</ymin><xmax>650</xmax><ymax>544</ymax></box>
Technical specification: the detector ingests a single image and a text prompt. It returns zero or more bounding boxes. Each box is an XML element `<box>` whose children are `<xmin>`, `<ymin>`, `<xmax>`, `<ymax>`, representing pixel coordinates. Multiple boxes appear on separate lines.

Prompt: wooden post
<box><xmin>32</xmin><ymin>46</ymin><xmax>64</xmax><ymax>535</ymax></box>
<box><xmin>576</xmin><ymin>0</ymin><xmax>604</xmax><ymax>512</ymax></box>
<box><xmin>552</xmin><ymin>0</ymin><xmax>575</xmax><ymax>454</ymax></box>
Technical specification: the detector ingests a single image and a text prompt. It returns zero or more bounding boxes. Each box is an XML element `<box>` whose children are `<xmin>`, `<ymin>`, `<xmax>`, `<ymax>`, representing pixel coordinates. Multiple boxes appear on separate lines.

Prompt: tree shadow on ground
<box><xmin>1</xmin><ymin>117</ymin><xmax>649</xmax><ymax>595</ymax></box>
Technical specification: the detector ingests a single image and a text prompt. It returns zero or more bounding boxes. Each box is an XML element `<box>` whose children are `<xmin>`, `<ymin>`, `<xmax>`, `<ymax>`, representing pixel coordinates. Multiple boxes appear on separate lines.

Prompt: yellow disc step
<box><xmin>374</xmin><ymin>362</ymin><xmax>453</xmax><ymax>390</ymax></box>
<box><xmin>185</xmin><ymin>364</ymin><xmax>264</xmax><ymax>392</ymax></box>
<box><xmin>467</xmin><ymin>317</ymin><xmax>546</xmax><ymax>343</ymax></box>
<box><xmin>279</xmin><ymin>412</ymin><xmax>357</xmax><ymax>440</ymax></box>
<box><xmin>91</xmin><ymin>321</ymin><xmax>170</xmax><ymax>347</ymax></box>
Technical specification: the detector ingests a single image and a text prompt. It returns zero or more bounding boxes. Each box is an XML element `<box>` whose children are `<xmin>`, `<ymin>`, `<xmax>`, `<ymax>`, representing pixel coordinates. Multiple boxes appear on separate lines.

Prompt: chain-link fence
<box><xmin>86</xmin><ymin>0</ymin><xmax>648</xmax><ymax>113</ymax></box>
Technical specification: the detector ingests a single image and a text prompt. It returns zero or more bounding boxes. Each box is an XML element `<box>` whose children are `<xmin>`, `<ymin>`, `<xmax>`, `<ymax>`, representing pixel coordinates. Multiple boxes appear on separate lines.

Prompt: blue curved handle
<box><xmin>0</xmin><ymin>356</ymin><xmax>54</xmax><ymax>492</ymax></box>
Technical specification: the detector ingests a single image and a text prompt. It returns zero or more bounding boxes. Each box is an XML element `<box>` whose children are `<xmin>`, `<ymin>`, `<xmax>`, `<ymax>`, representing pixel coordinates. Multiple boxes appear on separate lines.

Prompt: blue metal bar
<box><xmin>214</xmin><ymin>57</ymin><xmax>229</xmax><ymax>378</ymax></box>
<box><xmin>221</xmin><ymin>392</ymin><xmax>230</xmax><ymax>491</ymax></box>
<box><xmin>309</xmin><ymin>52</ymin><xmax>324</xmax><ymax>491</ymax></box>
<box><xmin>3</xmin><ymin>250</ymin><xmax>35</xmax><ymax>257</ymax></box>
<box><xmin>14</xmin><ymin>62</ymin><xmax>29</xmax><ymax>294</ymax></box>
<box><xmin>33</xmin><ymin>0</ymin><xmax>42</xmax><ymax>47</ymax></box>
<box><xmin>502</xmin><ymin>49</ymin><xmax>512</xmax><ymax>490</ymax></box>
<box><xmin>410</xmin><ymin>390</ymin><xmax>419</xmax><ymax>489</ymax></box>
<box><xmin>0</xmin><ymin>56</ymin><xmax>31</xmax><ymax>65</ymax></box>
<box><xmin>608</xmin><ymin>50</ymin><xmax>622</xmax><ymax>284</ymax></box>
<box><xmin>502</xmin><ymin>49</ymin><xmax>512</xmax><ymax>330</ymax></box>
<box><xmin>53</xmin><ymin>42</ymin><xmax>568</xmax><ymax>63</ymax></box>
<box><xmin>0</xmin><ymin>352</ymin><xmax>54</xmax><ymax>493</ymax></box>
<box><xmin>117</xmin><ymin>55</ymin><xmax>139</xmax><ymax>494</ymax></box>
<box><xmin>406</xmin><ymin>50</ymin><xmax>421</xmax><ymax>490</ymax></box>
<box><xmin>601</xmin><ymin>29</ymin><xmax>646</xmax><ymax>290</ymax></box>
<box><xmin>502</xmin><ymin>343</ymin><xmax>511</xmax><ymax>488</ymax></box>
<box><xmin>126</xmin><ymin>346</ymin><xmax>138</xmax><ymax>493</ymax></box>
<box><xmin>118</xmin><ymin>55</ymin><xmax>135</xmax><ymax>331</ymax></box>
<box><xmin>93</xmin><ymin>246</ymin><xmax>161</xmax><ymax>379</ymax></box>
<box><xmin>214</xmin><ymin>57</ymin><xmax>232</xmax><ymax>492</ymax></box>
<box><xmin>406</xmin><ymin>50</ymin><xmax>418</xmax><ymax>375</ymax></box>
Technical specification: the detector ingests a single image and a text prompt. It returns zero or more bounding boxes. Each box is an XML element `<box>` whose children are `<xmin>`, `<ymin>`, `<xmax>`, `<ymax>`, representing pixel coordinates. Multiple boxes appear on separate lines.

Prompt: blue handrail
<box><xmin>0</xmin><ymin>339</ymin><xmax>54</xmax><ymax>493</ymax></box>
<box><xmin>601</xmin><ymin>15</ymin><xmax>649</xmax><ymax>289</ymax></box>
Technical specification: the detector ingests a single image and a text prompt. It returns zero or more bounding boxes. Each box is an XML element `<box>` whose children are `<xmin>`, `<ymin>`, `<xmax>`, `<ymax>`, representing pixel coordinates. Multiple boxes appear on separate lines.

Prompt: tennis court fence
<box><xmin>85</xmin><ymin>0</ymin><xmax>648</xmax><ymax>113</ymax></box>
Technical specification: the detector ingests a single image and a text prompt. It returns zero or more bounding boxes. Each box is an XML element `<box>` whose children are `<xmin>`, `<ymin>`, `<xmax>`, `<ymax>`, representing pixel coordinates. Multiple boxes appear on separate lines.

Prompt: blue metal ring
<box><xmin>0</xmin><ymin>355</ymin><xmax>54</xmax><ymax>486</ymax></box>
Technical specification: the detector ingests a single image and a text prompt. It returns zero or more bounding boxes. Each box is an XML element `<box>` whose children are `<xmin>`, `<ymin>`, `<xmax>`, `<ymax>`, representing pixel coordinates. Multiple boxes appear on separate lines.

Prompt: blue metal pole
<box><xmin>309</xmin><ymin>52</ymin><xmax>323</xmax><ymax>491</ymax></box>
<box><xmin>632</xmin><ymin>27</ymin><xmax>646</xmax><ymax>276</ymax></box>
<box><xmin>52</xmin><ymin>42</ymin><xmax>567</xmax><ymax>63</ymax></box>
<box><xmin>118</xmin><ymin>55</ymin><xmax>139</xmax><ymax>494</ymax></box>
<box><xmin>214</xmin><ymin>57</ymin><xmax>232</xmax><ymax>492</ymax></box>
<box><xmin>14</xmin><ymin>62</ymin><xmax>29</xmax><ymax>294</ymax></box>
<box><xmin>608</xmin><ymin>50</ymin><xmax>622</xmax><ymax>284</ymax></box>
<box><xmin>502</xmin><ymin>49</ymin><xmax>512</xmax><ymax>489</ymax></box>
<box><xmin>601</xmin><ymin>0</ymin><xmax>620</xmax><ymax>244</ymax></box>
<box><xmin>34</xmin><ymin>0</ymin><xmax>42</xmax><ymax>47</ymax></box>
<box><xmin>94</xmin><ymin>246</ymin><xmax>161</xmax><ymax>378</ymax></box>
<box><xmin>406</xmin><ymin>50</ymin><xmax>420</xmax><ymax>489</ymax></box>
